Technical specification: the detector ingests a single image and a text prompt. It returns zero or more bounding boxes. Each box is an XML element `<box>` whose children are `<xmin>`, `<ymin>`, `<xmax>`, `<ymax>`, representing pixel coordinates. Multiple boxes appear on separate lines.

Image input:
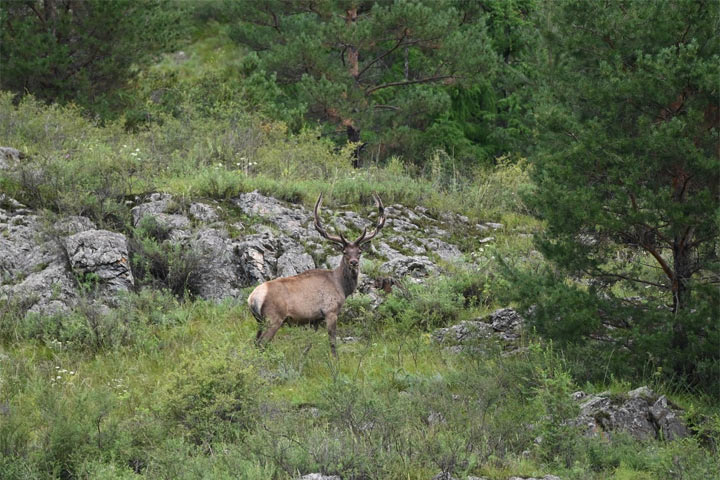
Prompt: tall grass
<box><xmin>0</xmin><ymin>92</ymin><xmax>530</xmax><ymax>226</ymax></box>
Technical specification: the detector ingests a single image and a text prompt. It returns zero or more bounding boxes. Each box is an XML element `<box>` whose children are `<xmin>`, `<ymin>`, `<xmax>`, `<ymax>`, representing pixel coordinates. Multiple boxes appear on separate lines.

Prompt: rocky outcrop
<box><xmin>4</xmin><ymin>263</ymin><xmax>77</xmax><ymax>316</ymax></box>
<box><xmin>2</xmin><ymin>188</ymin><xmax>485</xmax><ymax>313</ymax></box>
<box><xmin>0</xmin><ymin>196</ymin><xmax>97</xmax><ymax>314</ymax></box>
<box><xmin>573</xmin><ymin>386</ymin><xmax>689</xmax><ymax>441</ymax></box>
<box><xmin>187</xmin><ymin>228</ymin><xmax>241</xmax><ymax>300</ymax></box>
<box><xmin>65</xmin><ymin>230</ymin><xmax>134</xmax><ymax>292</ymax></box>
<box><xmin>432</xmin><ymin>308</ymin><xmax>525</xmax><ymax>352</ymax></box>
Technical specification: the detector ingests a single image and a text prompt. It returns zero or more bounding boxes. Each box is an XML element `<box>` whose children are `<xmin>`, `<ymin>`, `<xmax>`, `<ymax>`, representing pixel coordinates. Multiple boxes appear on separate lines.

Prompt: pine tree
<box><xmin>528</xmin><ymin>0</ymin><xmax>719</xmax><ymax>377</ymax></box>
<box><xmin>0</xmin><ymin>0</ymin><xmax>183</xmax><ymax>117</ymax></box>
<box><xmin>227</xmin><ymin>0</ymin><xmax>500</xmax><ymax>165</ymax></box>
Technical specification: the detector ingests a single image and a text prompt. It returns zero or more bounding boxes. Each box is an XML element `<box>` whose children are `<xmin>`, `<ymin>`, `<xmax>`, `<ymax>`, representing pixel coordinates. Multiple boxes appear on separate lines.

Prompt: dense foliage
<box><xmin>216</xmin><ymin>0</ymin><xmax>534</xmax><ymax>166</ymax></box>
<box><xmin>512</xmin><ymin>0</ymin><xmax>720</xmax><ymax>392</ymax></box>
<box><xmin>0</xmin><ymin>0</ymin><xmax>184</xmax><ymax>116</ymax></box>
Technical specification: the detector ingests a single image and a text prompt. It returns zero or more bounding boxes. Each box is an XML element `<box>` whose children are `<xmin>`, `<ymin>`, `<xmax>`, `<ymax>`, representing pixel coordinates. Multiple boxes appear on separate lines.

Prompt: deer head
<box><xmin>313</xmin><ymin>192</ymin><xmax>385</xmax><ymax>273</ymax></box>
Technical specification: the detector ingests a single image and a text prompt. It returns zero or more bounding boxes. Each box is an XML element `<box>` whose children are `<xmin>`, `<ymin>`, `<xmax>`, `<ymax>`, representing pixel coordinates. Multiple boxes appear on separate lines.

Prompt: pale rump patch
<box><xmin>248</xmin><ymin>283</ymin><xmax>268</xmax><ymax>316</ymax></box>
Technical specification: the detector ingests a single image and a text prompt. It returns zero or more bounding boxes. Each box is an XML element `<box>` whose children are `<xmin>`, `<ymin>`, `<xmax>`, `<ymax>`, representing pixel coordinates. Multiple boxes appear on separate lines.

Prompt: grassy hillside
<box><xmin>1</xmin><ymin>15</ymin><xmax>719</xmax><ymax>479</ymax></box>
<box><xmin>1</xmin><ymin>92</ymin><xmax>718</xmax><ymax>480</ymax></box>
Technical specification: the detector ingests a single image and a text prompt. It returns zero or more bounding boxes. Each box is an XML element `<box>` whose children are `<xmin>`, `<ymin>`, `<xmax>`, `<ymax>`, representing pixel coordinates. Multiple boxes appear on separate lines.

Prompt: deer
<box><xmin>247</xmin><ymin>193</ymin><xmax>386</xmax><ymax>356</ymax></box>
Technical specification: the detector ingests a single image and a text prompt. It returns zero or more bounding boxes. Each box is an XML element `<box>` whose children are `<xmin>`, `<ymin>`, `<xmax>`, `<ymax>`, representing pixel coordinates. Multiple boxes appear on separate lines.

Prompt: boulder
<box><xmin>0</xmin><ymin>209</ymin><xmax>65</xmax><ymax>283</ymax></box>
<box><xmin>381</xmin><ymin>255</ymin><xmax>437</xmax><ymax>279</ymax></box>
<box><xmin>65</xmin><ymin>230</ymin><xmax>134</xmax><ymax>292</ymax></box>
<box><xmin>1</xmin><ymin>263</ymin><xmax>77</xmax><ymax>315</ymax></box>
<box><xmin>234</xmin><ymin>232</ymin><xmax>315</xmax><ymax>286</ymax></box>
<box><xmin>131</xmin><ymin>193</ymin><xmax>173</xmax><ymax>225</ymax></box>
<box><xmin>233</xmin><ymin>191</ymin><xmax>319</xmax><ymax>241</ymax></box>
<box><xmin>0</xmin><ymin>146</ymin><xmax>24</xmax><ymax>170</ymax></box>
<box><xmin>433</xmin><ymin>321</ymin><xmax>495</xmax><ymax>344</ymax></box>
<box><xmin>234</xmin><ymin>233</ymin><xmax>278</xmax><ymax>286</ymax></box>
<box><xmin>432</xmin><ymin>308</ymin><xmax>526</xmax><ymax>352</ymax></box>
<box><xmin>419</xmin><ymin>237</ymin><xmax>462</xmax><ymax>261</ymax></box>
<box><xmin>650</xmin><ymin>395</ymin><xmax>690</xmax><ymax>441</ymax></box>
<box><xmin>190</xmin><ymin>228</ymin><xmax>242</xmax><ymax>300</ymax></box>
<box><xmin>189</xmin><ymin>202</ymin><xmax>219</xmax><ymax>223</ymax></box>
<box><xmin>573</xmin><ymin>387</ymin><xmax>689</xmax><ymax>441</ymax></box>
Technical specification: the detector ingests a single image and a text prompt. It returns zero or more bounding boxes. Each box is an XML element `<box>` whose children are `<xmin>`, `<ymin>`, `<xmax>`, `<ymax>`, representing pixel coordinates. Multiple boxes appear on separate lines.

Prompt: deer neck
<box><xmin>334</xmin><ymin>259</ymin><xmax>359</xmax><ymax>298</ymax></box>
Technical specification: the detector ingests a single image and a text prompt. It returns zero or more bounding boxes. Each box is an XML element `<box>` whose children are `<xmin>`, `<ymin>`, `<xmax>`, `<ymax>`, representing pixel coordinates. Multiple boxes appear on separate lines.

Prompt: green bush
<box><xmin>166</xmin><ymin>354</ymin><xmax>259</xmax><ymax>447</ymax></box>
<box><xmin>378</xmin><ymin>271</ymin><xmax>487</xmax><ymax>331</ymax></box>
<box><xmin>129</xmin><ymin>217</ymin><xmax>210</xmax><ymax>299</ymax></box>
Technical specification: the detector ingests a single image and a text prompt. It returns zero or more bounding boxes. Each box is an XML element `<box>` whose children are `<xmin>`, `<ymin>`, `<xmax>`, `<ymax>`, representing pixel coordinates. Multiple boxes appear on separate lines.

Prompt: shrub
<box><xmin>166</xmin><ymin>354</ymin><xmax>258</xmax><ymax>447</ymax></box>
<box><xmin>378</xmin><ymin>272</ymin><xmax>486</xmax><ymax>331</ymax></box>
<box><xmin>129</xmin><ymin>219</ymin><xmax>210</xmax><ymax>299</ymax></box>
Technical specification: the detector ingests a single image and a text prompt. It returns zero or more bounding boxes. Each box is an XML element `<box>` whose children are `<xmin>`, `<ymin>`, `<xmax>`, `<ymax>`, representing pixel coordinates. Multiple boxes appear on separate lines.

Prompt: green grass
<box><xmin>1</xmin><ymin>292</ymin><xmax>718</xmax><ymax>479</ymax></box>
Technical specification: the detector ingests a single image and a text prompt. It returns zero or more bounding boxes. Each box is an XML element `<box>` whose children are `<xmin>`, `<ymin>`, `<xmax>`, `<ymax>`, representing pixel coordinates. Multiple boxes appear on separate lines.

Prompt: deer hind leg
<box><xmin>325</xmin><ymin>312</ymin><xmax>339</xmax><ymax>357</ymax></box>
<box><xmin>252</xmin><ymin>311</ymin><xmax>283</xmax><ymax>347</ymax></box>
<box><xmin>256</xmin><ymin>304</ymin><xmax>285</xmax><ymax>346</ymax></box>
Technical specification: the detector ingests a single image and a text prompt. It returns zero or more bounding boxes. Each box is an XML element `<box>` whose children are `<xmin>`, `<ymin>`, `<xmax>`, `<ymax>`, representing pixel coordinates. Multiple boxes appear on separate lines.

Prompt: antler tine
<box><xmin>357</xmin><ymin>192</ymin><xmax>386</xmax><ymax>246</ymax></box>
<box><xmin>314</xmin><ymin>193</ymin><xmax>347</xmax><ymax>246</ymax></box>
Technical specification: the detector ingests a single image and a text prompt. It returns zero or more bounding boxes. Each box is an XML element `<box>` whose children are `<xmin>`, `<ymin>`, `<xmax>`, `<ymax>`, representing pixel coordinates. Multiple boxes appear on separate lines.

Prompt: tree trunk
<box><xmin>671</xmin><ymin>238</ymin><xmax>692</xmax><ymax>357</ymax></box>
<box><xmin>347</xmin><ymin>124</ymin><xmax>361</xmax><ymax>168</ymax></box>
<box><xmin>346</xmin><ymin>8</ymin><xmax>359</xmax><ymax>79</ymax></box>
<box><xmin>345</xmin><ymin>7</ymin><xmax>360</xmax><ymax>167</ymax></box>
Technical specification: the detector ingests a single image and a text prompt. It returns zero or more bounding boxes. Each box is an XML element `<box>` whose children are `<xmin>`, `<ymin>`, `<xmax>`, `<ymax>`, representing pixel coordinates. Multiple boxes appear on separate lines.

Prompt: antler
<box><xmin>314</xmin><ymin>193</ymin><xmax>348</xmax><ymax>247</ymax></box>
<box><xmin>356</xmin><ymin>193</ymin><xmax>385</xmax><ymax>246</ymax></box>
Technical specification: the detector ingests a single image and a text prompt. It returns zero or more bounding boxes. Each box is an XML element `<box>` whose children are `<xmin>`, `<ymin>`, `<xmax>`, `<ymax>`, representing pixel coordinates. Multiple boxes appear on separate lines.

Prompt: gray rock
<box><xmin>649</xmin><ymin>395</ymin><xmax>690</xmax><ymax>441</ymax></box>
<box><xmin>0</xmin><ymin>147</ymin><xmax>24</xmax><ymax>170</ymax></box>
<box><xmin>189</xmin><ymin>202</ymin><xmax>219</xmax><ymax>223</ymax></box>
<box><xmin>65</xmin><ymin>230</ymin><xmax>134</xmax><ymax>292</ymax></box>
<box><xmin>385</xmin><ymin>216</ymin><xmax>419</xmax><ymax>232</ymax></box>
<box><xmin>627</xmin><ymin>386</ymin><xmax>655</xmax><ymax>400</ymax></box>
<box><xmin>190</xmin><ymin>228</ymin><xmax>242</xmax><ymax>300</ymax></box>
<box><xmin>433</xmin><ymin>321</ymin><xmax>495</xmax><ymax>344</ymax></box>
<box><xmin>335</xmin><ymin>210</ymin><xmax>372</xmax><ymax>233</ymax></box>
<box><xmin>381</xmin><ymin>255</ymin><xmax>436</xmax><ymax>279</ymax></box>
<box><xmin>419</xmin><ymin>237</ymin><xmax>462</xmax><ymax>261</ymax></box>
<box><xmin>488</xmin><ymin>308</ymin><xmax>524</xmax><ymax>332</ymax></box>
<box><xmin>574</xmin><ymin>387</ymin><xmax>689</xmax><ymax>441</ymax></box>
<box><xmin>233</xmin><ymin>191</ymin><xmax>318</xmax><ymax>240</ymax></box>
<box><xmin>233</xmin><ymin>232</ymin><xmax>315</xmax><ymax>286</ymax></box>
<box><xmin>276</xmin><ymin>248</ymin><xmax>315</xmax><ymax>277</ymax></box>
<box><xmin>427</xmin><ymin>410</ymin><xmax>446</xmax><ymax>426</ymax></box>
<box><xmin>1</xmin><ymin>263</ymin><xmax>77</xmax><ymax>315</ymax></box>
<box><xmin>433</xmin><ymin>308</ymin><xmax>525</xmax><ymax>352</ymax></box>
<box><xmin>483</xmin><ymin>222</ymin><xmax>504</xmax><ymax>230</ymax></box>
<box><xmin>131</xmin><ymin>193</ymin><xmax>173</xmax><ymax>226</ymax></box>
<box><xmin>478</xmin><ymin>237</ymin><xmax>495</xmax><ymax>244</ymax></box>
<box><xmin>374</xmin><ymin>241</ymin><xmax>405</xmax><ymax>261</ymax></box>
<box><xmin>0</xmin><ymin>212</ymin><xmax>59</xmax><ymax>283</ymax></box>
<box><xmin>158</xmin><ymin>213</ymin><xmax>191</xmax><ymax>232</ymax></box>
<box><xmin>388</xmin><ymin>235</ymin><xmax>427</xmax><ymax>255</ymax></box>
<box><xmin>234</xmin><ymin>233</ymin><xmax>278</xmax><ymax>286</ymax></box>
<box><xmin>299</xmin><ymin>475</ymin><xmax>341</xmax><ymax>480</ymax></box>
<box><xmin>431</xmin><ymin>473</ymin><xmax>457</xmax><ymax>480</ymax></box>
<box><xmin>53</xmin><ymin>216</ymin><xmax>96</xmax><ymax>236</ymax></box>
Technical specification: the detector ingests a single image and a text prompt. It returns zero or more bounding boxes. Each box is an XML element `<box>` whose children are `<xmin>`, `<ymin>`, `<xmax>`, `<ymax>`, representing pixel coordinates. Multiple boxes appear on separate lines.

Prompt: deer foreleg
<box><xmin>325</xmin><ymin>312</ymin><xmax>338</xmax><ymax>357</ymax></box>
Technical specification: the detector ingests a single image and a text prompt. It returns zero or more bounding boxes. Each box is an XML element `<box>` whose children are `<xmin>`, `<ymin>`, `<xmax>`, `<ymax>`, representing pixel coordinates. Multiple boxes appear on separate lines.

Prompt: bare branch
<box><xmin>356</xmin><ymin>30</ymin><xmax>409</xmax><ymax>80</ymax></box>
<box><xmin>365</xmin><ymin>75</ymin><xmax>456</xmax><ymax>95</ymax></box>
